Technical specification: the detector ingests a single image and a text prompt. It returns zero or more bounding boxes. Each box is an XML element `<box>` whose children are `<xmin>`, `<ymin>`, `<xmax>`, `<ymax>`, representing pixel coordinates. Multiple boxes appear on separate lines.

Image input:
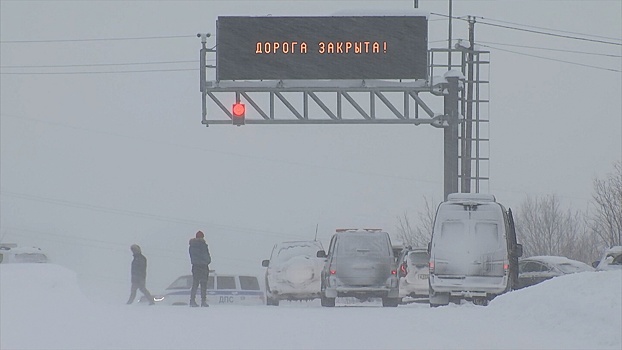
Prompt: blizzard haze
<box><xmin>1</xmin><ymin>0</ymin><xmax>621</xmax><ymax>323</ymax></box>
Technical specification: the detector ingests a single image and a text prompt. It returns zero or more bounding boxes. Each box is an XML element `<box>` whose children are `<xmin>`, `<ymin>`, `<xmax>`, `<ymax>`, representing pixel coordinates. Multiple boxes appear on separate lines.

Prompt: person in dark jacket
<box><xmin>126</xmin><ymin>244</ymin><xmax>155</xmax><ymax>305</ymax></box>
<box><xmin>189</xmin><ymin>231</ymin><xmax>211</xmax><ymax>307</ymax></box>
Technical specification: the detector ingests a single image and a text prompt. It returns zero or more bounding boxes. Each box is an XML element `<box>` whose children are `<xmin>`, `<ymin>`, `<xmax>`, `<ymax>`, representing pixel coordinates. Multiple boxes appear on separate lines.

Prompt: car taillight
<box><xmin>429</xmin><ymin>261</ymin><xmax>435</xmax><ymax>274</ymax></box>
<box><xmin>330</xmin><ymin>269</ymin><xmax>336</xmax><ymax>275</ymax></box>
<box><xmin>391</xmin><ymin>269</ymin><xmax>397</xmax><ymax>275</ymax></box>
<box><xmin>503</xmin><ymin>263</ymin><xmax>509</xmax><ymax>272</ymax></box>
<box><xmin>399</xmin><ymin>262</ymin><xmax>407</xmax><ymax>277</ymax></box>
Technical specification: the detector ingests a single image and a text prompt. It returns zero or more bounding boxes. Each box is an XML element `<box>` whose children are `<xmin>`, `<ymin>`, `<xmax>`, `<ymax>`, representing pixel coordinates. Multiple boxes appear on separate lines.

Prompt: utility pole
<box><xmin>448</xmin><ymin>0</ymin><xmax>453</xmax><ymax>68</ymax></box>
<box><xmin>461</xmin><ymin>16</ymin><xmax>475</xmax><ymax>193</ymax></box>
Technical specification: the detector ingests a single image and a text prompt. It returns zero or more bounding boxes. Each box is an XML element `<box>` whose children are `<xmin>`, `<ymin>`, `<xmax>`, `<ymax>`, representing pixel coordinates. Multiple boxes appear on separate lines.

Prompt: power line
<box><xmin>0</xmin><ymin>113</ymin><xmax>444</xmax><ymax>187</ymax></box>
<box><xmin>479</xmin><ymin>17</ymin><xmax>622</xmax><ymax>42</ymax></box>
<box><xmin>480</xmin><ymin>43</ymin><xmax>622</xmax><ymax>72</ymax></box>
<box><xmin>477</xmin><ymin>41</ymin><xmax>622</xmax><ymax>57</ymax></box>
<box><xmin>0</xmin><ymin>189</ymin><xmax>307</xmax><ymax>241</ymax></box>
<box><xmin>430</xmin><ymin>12</ymin><xmax>622</xmax><ymax>46</ymax></box>
<box><xmin>0</xmin><ymin>60</ymin><xmax>198</xmax><ymax>68</ymax></box>
<box><xmin>476</xmin><ymin>21</ymin><xmax>622</xmax><ymax>46</ymax></box>
<box><xmin>0</xmin><ymin>68</ymin><xmax>198</xmax><ymax>75</ymax></box>
<box><xmin>0</xmin><ymin>34</ymin><xmax>196</xmax><ymax>44</ymax></box>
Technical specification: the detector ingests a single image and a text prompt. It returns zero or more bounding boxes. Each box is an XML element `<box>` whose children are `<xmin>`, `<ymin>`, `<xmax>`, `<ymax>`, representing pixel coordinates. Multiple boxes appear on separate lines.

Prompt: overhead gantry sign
<box><xmin>199</xmin><ymin>15</ymin><xmax>449</xmax><ymax>126</ymax></box>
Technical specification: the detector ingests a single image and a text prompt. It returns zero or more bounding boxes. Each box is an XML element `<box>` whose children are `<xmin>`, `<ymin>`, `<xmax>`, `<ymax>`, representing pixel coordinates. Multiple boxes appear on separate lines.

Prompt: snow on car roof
<box><xmin>522</xmin><ymin>256</ymin><xmax>591</xmax><ymax>267</ymax></box>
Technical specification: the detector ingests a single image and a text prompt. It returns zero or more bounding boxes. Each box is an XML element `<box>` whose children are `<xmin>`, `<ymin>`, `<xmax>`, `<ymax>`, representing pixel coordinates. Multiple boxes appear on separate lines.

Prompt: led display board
<box><xmin>216</xmin><ymin>16</ymin><xmax>428</xmax><ymax>80</ymax></box>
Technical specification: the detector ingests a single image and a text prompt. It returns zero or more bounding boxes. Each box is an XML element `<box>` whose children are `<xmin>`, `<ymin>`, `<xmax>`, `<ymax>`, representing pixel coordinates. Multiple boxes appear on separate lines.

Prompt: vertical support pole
<box><xmin>461</xmin><ymin>16</ymin><xmax>475</xmax><ymax>193</ymax></box>
<box><xmin>444</xmin><ymin>76</ymin><xmax>460</xmax><ymax>200</ymax></box>
<box><xmin>199</xmin><ymin>33</ymin><xmax>208</xmax><ymax>126</ymax></box>
<box><xmin>448</xmin><ymin>0</ymin><xmax>453</xmax><ymax>68</ymax></box>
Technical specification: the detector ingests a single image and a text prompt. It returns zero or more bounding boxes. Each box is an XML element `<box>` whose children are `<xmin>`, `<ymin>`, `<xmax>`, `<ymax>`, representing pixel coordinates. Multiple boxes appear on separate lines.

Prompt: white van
<box><xmin>0</xmin><ymin>244</ymin><xmax>49</xmax><ymax>264</ymax></box>
<box><xmin>428</xmin><ymin>193</ymin><xmax>522</xmax><ymax>306</ymax></box>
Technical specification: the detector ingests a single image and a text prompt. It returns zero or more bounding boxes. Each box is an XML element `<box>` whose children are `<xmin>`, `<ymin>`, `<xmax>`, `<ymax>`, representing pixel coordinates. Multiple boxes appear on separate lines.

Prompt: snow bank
<box><xmin>1</xmin><ymin>264</ymin><xmax>620</xmax><ymax>350</ymax></box>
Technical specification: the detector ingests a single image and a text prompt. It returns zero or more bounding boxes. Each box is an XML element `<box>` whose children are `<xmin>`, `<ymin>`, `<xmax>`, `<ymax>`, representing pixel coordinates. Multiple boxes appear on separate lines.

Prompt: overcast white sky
<box><xmin>1</xmin><ymin>0</ymin><xmax>621</xmax><ymax>294</ymax></box>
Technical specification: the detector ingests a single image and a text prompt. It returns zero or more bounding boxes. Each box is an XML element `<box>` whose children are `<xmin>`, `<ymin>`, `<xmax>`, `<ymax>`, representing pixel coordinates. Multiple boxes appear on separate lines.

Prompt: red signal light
<box><xmin>232</xmin><ymin>103</ymin><xmax>245</xmax><ymax>126</ymax></box>
<box><xmin>232</xmin><ymin>103</ymin><xmax>245</xmax><ymax>117</ymax></box>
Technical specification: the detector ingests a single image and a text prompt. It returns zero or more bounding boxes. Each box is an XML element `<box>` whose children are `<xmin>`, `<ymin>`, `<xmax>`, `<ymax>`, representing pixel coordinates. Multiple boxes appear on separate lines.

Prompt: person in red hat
<box><xmin>188</xmin><ymin>231</ymin><xmax>211</xmax><ymax>307</ymax></box>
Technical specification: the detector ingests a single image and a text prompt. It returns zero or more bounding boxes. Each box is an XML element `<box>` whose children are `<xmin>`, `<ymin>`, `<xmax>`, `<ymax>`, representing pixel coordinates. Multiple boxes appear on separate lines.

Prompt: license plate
<box><xmin>419</xmin><ymin>274</ymin><xmax>429</xmax><ymax>279</ymax></box>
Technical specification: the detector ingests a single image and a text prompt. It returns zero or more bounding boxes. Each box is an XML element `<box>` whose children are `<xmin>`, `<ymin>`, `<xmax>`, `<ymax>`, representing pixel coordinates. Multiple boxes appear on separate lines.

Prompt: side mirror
<box><xmin>427</xmin><ymin>242</ymin><xmax>431</xmax><ymax>254</ymax></box>
<box><xmin>592</xmin><ymin>261</ymin><xmax>600</xmax><ymax>268</ymax></box>
<box><xmin>261</xmin><ymin>259</ymin><xmax>269</xmax><ymax>267</ymax></box>
<box><xmin>316</xmin><ymin>250</ymin><xmax>326</xmax><ymax>258</ymax></box>
<box><xmin>515</xmin><ymin>244</ymin><xmax>523</xmax><ymax>257</ymax></box>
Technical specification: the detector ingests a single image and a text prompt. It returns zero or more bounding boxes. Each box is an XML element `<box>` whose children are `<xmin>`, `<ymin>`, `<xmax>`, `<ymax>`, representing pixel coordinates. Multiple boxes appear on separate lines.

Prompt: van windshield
<box><xmin>336</xmin><ymin>234</ymin><xmax>390</xmax><ymax>256</ymax></box>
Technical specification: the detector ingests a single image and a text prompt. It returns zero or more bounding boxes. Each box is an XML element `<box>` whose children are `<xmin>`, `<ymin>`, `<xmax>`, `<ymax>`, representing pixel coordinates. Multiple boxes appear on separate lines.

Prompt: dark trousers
<box><xmin>190</xmin><ymin>264</ymin><xmax>210</xmax><ymax>302</ymax></box>
<box><xmin>127</xmin><ymin>280</ymin><xmax>153</xmax><ymax>304</ymax></box>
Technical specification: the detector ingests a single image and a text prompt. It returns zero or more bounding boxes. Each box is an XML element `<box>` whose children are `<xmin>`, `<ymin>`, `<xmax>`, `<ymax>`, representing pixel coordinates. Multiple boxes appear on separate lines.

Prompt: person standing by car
<box><xmin>189</xmin><ymin>231</ymin><xmax>211</xmax><ymax>307</ymax></box>
<box><xmin>126</xmin><ymin>244</ymin><xmax>155</xmax><ymax>305</ymax></box>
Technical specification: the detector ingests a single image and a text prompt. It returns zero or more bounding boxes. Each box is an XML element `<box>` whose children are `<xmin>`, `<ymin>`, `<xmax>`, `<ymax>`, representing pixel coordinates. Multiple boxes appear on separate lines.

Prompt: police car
<box><xmin>0</xmin><ymin>244</ymin><xmax>49</xmax><ymax>264</ymax></box>
<box><xmin>140</xmin><ymin>272</ymin><xmax>265</xmax><ymax>306</ymax></box>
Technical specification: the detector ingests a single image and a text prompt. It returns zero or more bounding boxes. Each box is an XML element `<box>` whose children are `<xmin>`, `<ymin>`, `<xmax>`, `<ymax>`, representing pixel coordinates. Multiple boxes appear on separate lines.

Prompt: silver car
<box><xmin>261</xmin><ymin>240</ymin><xmax>325</xmax><ymax>306</ymax></box>
<box><xmin>317</xmin><ymin>229</ymin><xmax>400</xmax><ymax>307</ymax></box>
<box><xmin>397</xmin><ymin>247</ymin><xmax>430</xmax><ymax>300</ymax></box>
<box><xmin>594</xmin><ymin>246</ymin><xmax>622</xmax><ymax>271</ymax></box>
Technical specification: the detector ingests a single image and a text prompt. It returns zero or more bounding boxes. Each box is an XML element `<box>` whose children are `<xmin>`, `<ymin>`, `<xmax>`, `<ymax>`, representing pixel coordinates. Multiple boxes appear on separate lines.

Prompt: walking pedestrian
<box><xmin>189</xmin><ymin>231</ymin><xmax>211</xmax><ymax>307</ymax></box>
<box><xmin>126</xmin><ymin>244</ymin><xmax>155</xmax><ymax>305</ymax></box>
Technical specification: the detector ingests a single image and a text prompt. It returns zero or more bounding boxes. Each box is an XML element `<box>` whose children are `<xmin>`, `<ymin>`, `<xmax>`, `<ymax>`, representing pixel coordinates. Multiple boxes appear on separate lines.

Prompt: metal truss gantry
<box><xmin>198</xmin><ymin>34</ymin><xmax>490</xmax><ymax>198</ymax></box>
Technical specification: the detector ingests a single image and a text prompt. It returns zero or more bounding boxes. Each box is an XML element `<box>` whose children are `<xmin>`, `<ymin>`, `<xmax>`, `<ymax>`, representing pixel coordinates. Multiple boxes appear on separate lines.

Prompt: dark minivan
<box><xmin>316</xmin><ymin>229</ymin><xmax>400</xmax><ymax>307</ymax></box>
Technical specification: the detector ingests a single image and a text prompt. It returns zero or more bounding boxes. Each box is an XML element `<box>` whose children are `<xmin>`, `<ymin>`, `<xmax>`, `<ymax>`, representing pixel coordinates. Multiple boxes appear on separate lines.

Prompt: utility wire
<box><xmin>0</xmin><ymin>68</ymin><xmax>198</xmax><ymax>75</ymax></box>
<box><xmin>430</xmin><ymin>12</ymin><xmax>622</xmax><ymax>46</ymax></box>
<box><xmin>480</xmin><ymin>17</ymin><xmax>622</xmax><ymax>42</ymax></box>
<box><xmin>0</xmin><ymin>34</ymin><xmax>196</xmax><ymax>44</ymax></box>
<box><xmin>0</xmin><ymin>190</ymin><xmax>313</xmax><ymax>242</ymax></box>
<box><xmin>1</xmin><ymin>60</ymin><xmax>198</xmax><ymax>68</ymax></box>
<box><xmin>476</xmin><ymin>21</ymin><xmax>621</xmax><ymax>46</ymax></box>
<box><xmin>480</xmin><ymin>43</ymin><xmax>622</xmax><ymax>72</ymax></box>
<box><xmin>477</xmin><ymin>41</ymin><xmax>622</xmax><ymax>57</ymax></box>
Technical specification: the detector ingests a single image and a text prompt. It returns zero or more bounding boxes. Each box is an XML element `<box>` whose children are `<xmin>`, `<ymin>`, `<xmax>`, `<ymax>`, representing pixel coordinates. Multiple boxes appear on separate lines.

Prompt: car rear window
<box><xmin>15</xmin><ymin>253</ymin><xmax>48</xmax><ymax>263</ymax></box>
<box><xmin>557</xmin><ymin>262</ymin><xmax>592</xmax><ymax>274</ymax></box>
<box><xmin>239</xmin><ymin>276</ymin><xmax>260</xmax><ymax>290</ymax></box>
<box><xmin>274</xmin><ymin>244</ymin><xmax>319</xmax><ymax>262</ymax></box>
<box><xmin>474</xmin><ymin>223</ymin><xmax>500</xmax><ymax>251</ymax></box>
<box><xmin>408</xmin><ymin>251</ymin><xmax>429</xmax><ymax>265</ymax></box>
<box><xmin>217</xmin><ymin>276</ymin><xmax>236</xmax><ymax>290</ymax></box>
<box><xmin>336</xmin><ymin>234</ymin><xmax>391</xmax><ymax>256</ymax></box>
<box><xmin>168</xmin><ymin>276</ymin><xmax>193</xmax><ymax>289</ymax></box>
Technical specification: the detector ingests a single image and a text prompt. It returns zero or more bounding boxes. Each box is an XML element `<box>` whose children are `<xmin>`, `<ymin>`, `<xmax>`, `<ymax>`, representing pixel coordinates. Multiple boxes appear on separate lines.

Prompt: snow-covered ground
<box><xmin>1</xmin><ymin>263</ymin><xmax>620</xmax><ymax>350</ymax></box>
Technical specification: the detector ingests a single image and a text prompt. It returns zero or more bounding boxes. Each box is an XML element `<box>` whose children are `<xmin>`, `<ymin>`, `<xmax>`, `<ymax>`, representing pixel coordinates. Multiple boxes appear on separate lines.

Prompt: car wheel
<box><xmin>382</xmin><ymin>297</ymin><xmax>399</xmax><ymax>307</ymax></box>
<box><xmin>429</xmin><ymin>288</ymin><xmax>449</xmax><ymax>307</ymax></box>
<box><xmin>472</xmin><ymin>297</ymin><xmax>488</xmax><ymax>306</ymax></box>
<box><xmin>320</xmin><ymin>295</ymin><xmax>335</xmax><ymax>307</ymax></box>
<box><xmin>266</xmin><ymin>295</ymin><xmax>279</xmax><ymax>306</ymax></box>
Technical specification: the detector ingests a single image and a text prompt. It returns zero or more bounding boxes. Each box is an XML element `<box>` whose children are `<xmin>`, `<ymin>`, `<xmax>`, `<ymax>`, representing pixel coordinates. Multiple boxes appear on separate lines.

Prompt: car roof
<box><xmin>604</xmin><ymin>246</ymin><xmax>622</xmax><ymax>255</ymax></box>
<box><xmin>521</xmin><ymin>256</ymin><xmax>590</xmax><ymax>266</ymax></box>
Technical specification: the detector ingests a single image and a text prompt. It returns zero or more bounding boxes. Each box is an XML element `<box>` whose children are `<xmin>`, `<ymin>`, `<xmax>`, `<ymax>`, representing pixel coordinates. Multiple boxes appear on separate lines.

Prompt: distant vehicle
<box><xmin>0</xmin><ymin>244</ymin><xmax>49</xmax><ymax>264</ymax></box>
<box><xmin>261</xmin><ymin>240</ymin><xmax>325</xmax><ymax>306</ymax></box>
<box><xmin>517</xmin><ymin>256</ymin><xmax>594</xmax><ymax>289</ymax></box>
<box><xmin>316</xmin><ymin>229</ymin><xmax>400</xmax><ymax>307</ymax></box>
<box><xmin>396</xmin><ymin>247</ymin><xmax>430</xmax><ymax>301</ymax></box>
<box><xmin>140</xmin><ymin>272</ymin><xmax>264</xmax><ymax>306</ymax></box>
<box><xmin>593</xmin><ymin>246</ymin><xmax>622</xmax><ymax>271</ymax></box>
<box><xmin>428</xmin><ymin>193</ymin><xmax>523</xmax><ymax>306</ymax></box>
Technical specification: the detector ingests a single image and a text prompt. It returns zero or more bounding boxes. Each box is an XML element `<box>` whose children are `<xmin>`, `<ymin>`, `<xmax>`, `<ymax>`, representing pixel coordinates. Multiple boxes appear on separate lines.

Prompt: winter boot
<box><xmin>201</xmin><ymin>300</ymin><xmax>209</xmax><ymax>307</ymax></box>
<box><xmin>189</xmin><ymin>299</ymin><xmax>199</xmax><ymax>307</ymax></box>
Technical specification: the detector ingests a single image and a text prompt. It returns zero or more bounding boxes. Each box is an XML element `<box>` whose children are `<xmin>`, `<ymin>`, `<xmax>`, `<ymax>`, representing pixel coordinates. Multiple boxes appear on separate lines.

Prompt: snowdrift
<box><xmin>1</xmin><ymin>263</ymin><xmax>620</xmax><ymax>350</ymax></box>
